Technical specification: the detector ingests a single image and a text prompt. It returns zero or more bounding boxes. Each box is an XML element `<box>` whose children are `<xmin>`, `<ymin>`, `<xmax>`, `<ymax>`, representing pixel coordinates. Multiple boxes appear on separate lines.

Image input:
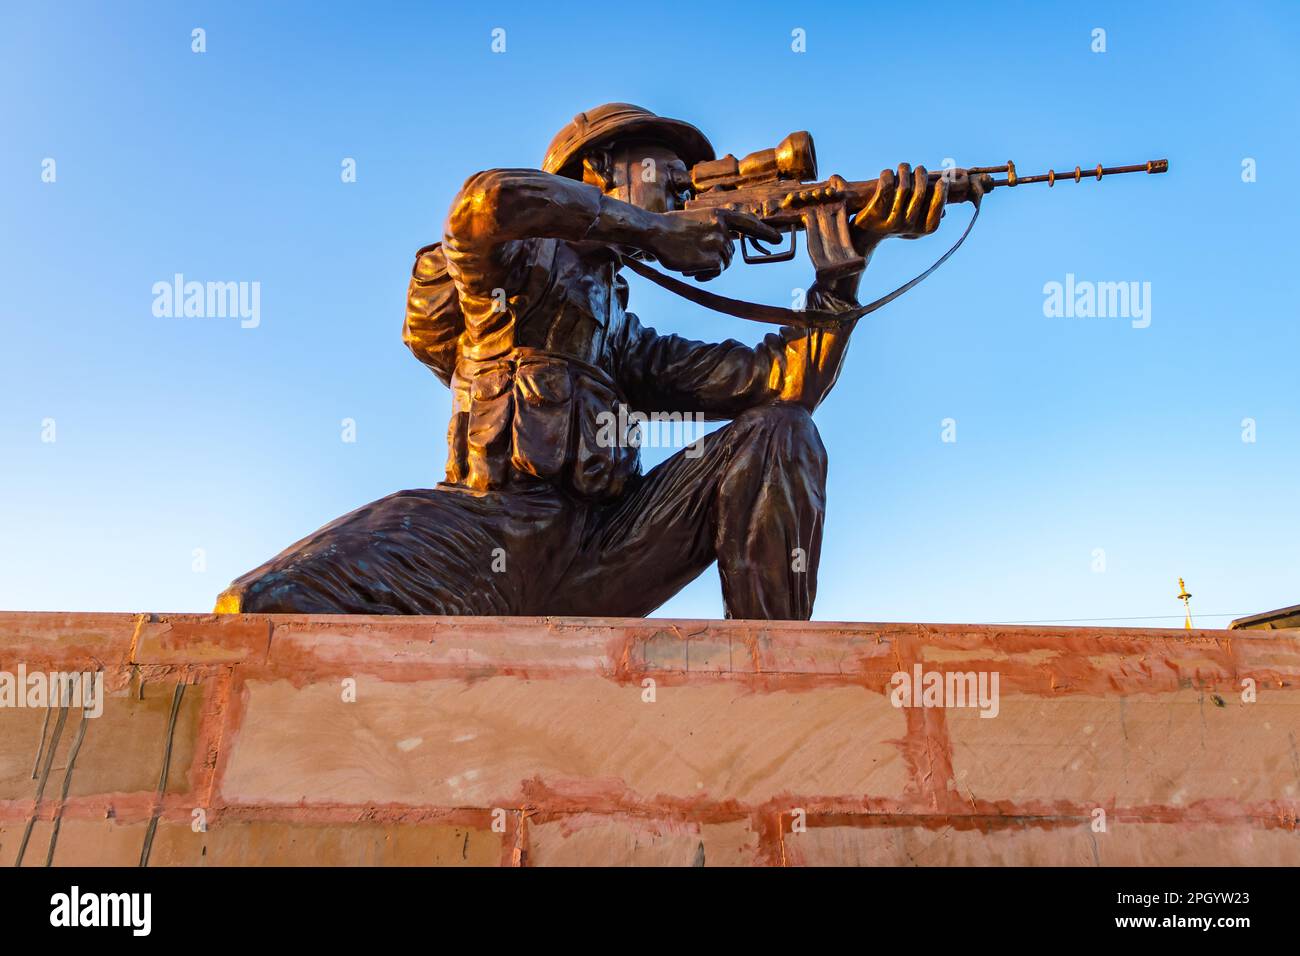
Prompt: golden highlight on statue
<box><xmin>216</xmin><ymin>103</ymin><xmax>1165</xmax><ymax>620</ymax></box>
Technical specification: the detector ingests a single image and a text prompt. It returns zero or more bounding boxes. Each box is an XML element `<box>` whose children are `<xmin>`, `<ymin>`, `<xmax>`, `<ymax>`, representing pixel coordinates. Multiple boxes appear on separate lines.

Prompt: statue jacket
<box><xmin>403</xmin><ymin>168</ymin><xmax>853</xmax><ymax>503</ymax></box>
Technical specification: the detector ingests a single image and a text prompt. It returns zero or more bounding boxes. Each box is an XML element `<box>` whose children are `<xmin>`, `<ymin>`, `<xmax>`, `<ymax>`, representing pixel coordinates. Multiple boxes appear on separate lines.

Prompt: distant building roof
<box><xmin>1230</xmin><ymin>603</ymin><xmax>1300</xmax><ymax>630</ymax></box>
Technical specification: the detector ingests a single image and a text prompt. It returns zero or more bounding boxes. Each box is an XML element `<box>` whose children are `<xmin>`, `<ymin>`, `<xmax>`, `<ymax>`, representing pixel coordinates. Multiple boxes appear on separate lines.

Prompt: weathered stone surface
<box><xmin>1</xmin><ymin>678</ymin><xmax>201</xmax><ymax>801</ymax></box>
<box><xmin>946</xmin><ymin>690</ymin><xmax>1300</xmax><ymax>806</ymax></box>
<box><xmin>786</xmin><ymin>820</ymin><xmax>1300</xmax><ymax>867</ymax></box>
<box><xmin>148</xmin><ymin>819</ymin><xmax>503</xmax><ymax>866</ymax></box>
<box><xmin>0</xmin><ymin>611</ymin><xmax>1296</xmax><ymax>866</ymax></box>
<box><xmin>0</xmin><ymin>707</ymin><xmax>51</xmax><ymax>802</ymax></box>
<box><xmin>528</xmin><ymin>815</ymin><xmax>760</xmax><ymax>866</ymax></box>
<box><xmin>220</xmin><ymin>676</ymin><xmax>909</xmax><ymax>807</ymax></box>
<box><xmin>133</xmin><ymin>614</ymin><xmax>271</xmax><ymax>665</ymax></box>
<box><xmin>0</xmin><ymin>612</ymin><xmax>139</xmax><ymax>666</ymax></box>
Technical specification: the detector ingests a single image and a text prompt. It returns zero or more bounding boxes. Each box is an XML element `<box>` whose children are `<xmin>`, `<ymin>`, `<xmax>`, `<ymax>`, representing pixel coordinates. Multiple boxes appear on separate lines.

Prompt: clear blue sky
<box><xmin>2</xmin><ymin>1</ymin><xmax>1297</xmax><ymax>626</ymax></box>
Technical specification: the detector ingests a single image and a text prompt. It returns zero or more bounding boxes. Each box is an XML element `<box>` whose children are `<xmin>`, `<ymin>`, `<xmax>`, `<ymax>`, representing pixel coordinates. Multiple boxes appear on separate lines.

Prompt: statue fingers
<box><xmin>904</xmin><ymin>165</ymin><xmax>929</xmax><ymax>230</ymax></box>
<box><xmin>923</xmin><ymin>174</ymin><xmax>948</xmax><ymax>234</ymax></box>
<box><xmin>886</xmin><ymin>162</ymin><xmax>912</xmax><ymax>230</ymax></box>
<box><xmin>866</xmin><ymin>167</ymin><xmax>896</xmax><ymax>223</ymax></box>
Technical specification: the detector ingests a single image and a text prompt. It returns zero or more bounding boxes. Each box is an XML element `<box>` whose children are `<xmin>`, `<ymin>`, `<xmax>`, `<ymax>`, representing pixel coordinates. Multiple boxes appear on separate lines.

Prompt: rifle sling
<box><xmin>621</xmin><ymin>199</ymin><xmax>982</xmax><ymax>329</ymax></box>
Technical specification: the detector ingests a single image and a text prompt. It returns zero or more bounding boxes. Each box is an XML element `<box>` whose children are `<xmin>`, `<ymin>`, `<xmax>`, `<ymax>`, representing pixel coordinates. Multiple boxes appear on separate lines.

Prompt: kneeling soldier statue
<box><xmin>217</xmin><ymin>103</ymin><xmax>947</xmax><ymax>619</ymax></box>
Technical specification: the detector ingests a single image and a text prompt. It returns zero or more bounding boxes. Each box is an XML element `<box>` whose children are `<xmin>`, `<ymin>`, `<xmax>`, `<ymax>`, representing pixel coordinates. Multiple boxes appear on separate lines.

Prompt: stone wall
<box><xmin>1</xmin><ymin>612</ymin><xmax>1297</xmax><ymax>865</ymax></box>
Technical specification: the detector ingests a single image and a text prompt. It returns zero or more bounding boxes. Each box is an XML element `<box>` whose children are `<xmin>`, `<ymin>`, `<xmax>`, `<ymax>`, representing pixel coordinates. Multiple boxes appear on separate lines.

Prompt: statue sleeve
<box><xmin>402</xmin><ymin>243</ymin><xmax>462</xmax><ymax>387</ymax></box>
<box><xmin>441</xmin><ymin>168</ymin><xmax>602</xmax><ymax>301</ymax></box>
<box><xmin>615</xmin><ymin>286</ymin><xmax>857</xmax><ymax>418</ymax></box>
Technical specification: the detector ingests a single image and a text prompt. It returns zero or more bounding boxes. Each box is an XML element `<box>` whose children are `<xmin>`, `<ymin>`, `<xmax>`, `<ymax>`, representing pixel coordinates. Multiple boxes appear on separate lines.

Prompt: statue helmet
<box><xmin>542</xmin><ymin>103</ymin><xmax>715</xmax><ymax>180</ymax></box>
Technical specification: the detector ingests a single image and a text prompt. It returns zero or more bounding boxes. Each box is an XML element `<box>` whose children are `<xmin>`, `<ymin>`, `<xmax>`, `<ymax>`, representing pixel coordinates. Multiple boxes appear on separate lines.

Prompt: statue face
<box><xmin>584</xmin><ymin>142</ymin><xmax>691</xmax><ymax>213</ymax></box>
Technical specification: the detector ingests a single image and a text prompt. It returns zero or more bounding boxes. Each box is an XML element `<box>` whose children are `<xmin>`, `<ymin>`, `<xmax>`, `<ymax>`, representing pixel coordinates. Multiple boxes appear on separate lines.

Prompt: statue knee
<box><xmin>731</xmin><ymin>402</ymin><xmax>827</xmax><ymax>473</ymax></box>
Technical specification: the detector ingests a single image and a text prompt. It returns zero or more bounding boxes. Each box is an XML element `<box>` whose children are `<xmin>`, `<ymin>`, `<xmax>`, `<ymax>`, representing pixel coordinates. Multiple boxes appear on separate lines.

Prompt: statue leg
<box><xmin>215</xmin><ymin>485</ymin><xmax>580</xmax><ymax>615</ymax></box>
<box><xmin>556</xmin><ymin>402</ymin><xmax>827</xmax><ymax>620</ymax></box>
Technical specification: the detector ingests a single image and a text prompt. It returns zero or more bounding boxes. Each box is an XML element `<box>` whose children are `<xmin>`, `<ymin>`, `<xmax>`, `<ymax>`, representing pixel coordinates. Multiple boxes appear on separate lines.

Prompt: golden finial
<box><xmin>1177</xmin><ymin>577</ymin><xmax>1193</xmax><ymax>630</ymax></box>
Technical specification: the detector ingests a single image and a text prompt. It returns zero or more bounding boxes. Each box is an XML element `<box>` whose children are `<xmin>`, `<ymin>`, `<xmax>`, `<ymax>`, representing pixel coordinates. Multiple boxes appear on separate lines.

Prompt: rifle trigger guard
<box><xmin>740</xmin><ymin>228</ymin><xmax>797</xmax><ymax>265</ymax></box>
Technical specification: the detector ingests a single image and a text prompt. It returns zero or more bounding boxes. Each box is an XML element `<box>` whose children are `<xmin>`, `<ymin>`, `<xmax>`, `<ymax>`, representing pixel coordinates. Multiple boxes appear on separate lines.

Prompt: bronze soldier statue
<box><xmin>216</xmin><ymin>103</ymin><xmax>949</xmax><ymax>619</ymax></box>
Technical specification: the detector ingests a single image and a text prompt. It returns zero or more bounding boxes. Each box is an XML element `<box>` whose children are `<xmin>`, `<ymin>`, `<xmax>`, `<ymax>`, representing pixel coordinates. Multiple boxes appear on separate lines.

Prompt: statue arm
<box><xmin>616</xmin><ymin>288</ymin><xmax>858</xmax><ymax>418</ymax></box>
<box><xmin>443</xmin><ymin>168</ymin><xmax>673</xmax><ymax>255</ymax></box>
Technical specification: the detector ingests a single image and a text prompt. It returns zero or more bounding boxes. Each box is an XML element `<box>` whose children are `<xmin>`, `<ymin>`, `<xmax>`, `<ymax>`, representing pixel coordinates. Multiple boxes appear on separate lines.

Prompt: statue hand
<box><xmin>851</xmin><ymin>163</ymin><xmax>947</xmax><ymax>252</ymax></box>
<box><xmin>651</xmin><ymin>208</ymin><xmax>781</xmax><ymax>282</ymax></box>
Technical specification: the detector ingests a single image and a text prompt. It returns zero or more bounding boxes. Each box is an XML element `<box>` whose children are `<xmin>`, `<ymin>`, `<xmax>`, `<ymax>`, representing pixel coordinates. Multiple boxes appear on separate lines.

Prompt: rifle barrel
<box><xmin>984</xmin><ymin>159</ymin><xmax>1168</xmax><ymax>188</ymax></box>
